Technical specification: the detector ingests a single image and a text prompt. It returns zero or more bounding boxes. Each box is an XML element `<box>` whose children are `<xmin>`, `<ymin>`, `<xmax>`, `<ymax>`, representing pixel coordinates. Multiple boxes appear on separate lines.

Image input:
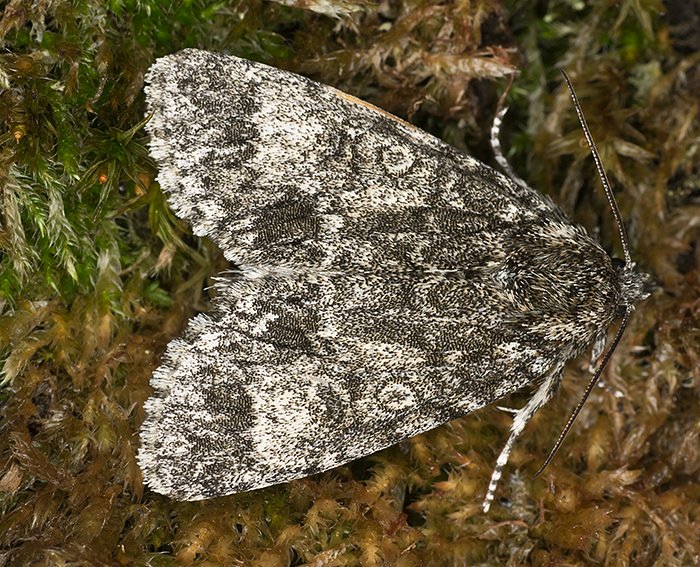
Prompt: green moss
<box><xmin>1</xmin><ymin>0</ymin><xmax>699</xmax><ymax>564</ymax></box>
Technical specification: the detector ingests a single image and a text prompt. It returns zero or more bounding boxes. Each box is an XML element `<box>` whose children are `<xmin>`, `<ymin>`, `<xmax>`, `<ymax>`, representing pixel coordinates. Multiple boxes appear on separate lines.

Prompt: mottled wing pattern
<box><xmin>139</xmin><ymin>49</ymin><xmax>622</xmax><ymax>500</ymax></box>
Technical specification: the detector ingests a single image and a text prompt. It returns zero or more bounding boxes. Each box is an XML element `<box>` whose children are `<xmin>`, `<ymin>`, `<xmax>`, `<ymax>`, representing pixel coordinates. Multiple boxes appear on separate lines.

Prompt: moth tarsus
<box><xmin>490</xmin><ymin>71</ymin><xmax>529</xmax><ymax>192</ymax></box>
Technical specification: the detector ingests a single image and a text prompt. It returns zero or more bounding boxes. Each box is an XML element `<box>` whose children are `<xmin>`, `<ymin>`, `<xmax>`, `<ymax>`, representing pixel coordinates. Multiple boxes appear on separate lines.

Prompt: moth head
<box><xmin>612</xmin><ymin>257</ymin><xmax>655</xmax><ymax>308</ymax></box>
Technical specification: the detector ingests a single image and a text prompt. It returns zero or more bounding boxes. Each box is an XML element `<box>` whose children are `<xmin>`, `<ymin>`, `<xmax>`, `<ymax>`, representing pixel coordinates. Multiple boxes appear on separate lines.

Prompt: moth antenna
<box><xmin>559</xmin><ymin>69</ymin><xmax>632</xmax><ymax>266</ymax></box>
<box><xmin>534</xmin><ymin>307</ymin><xmax>632</xmax><ymax>477</ymax></box>
<box><xmin>491</xmin><ymin>73</ymin><xmax>530</xmax><ymax>191</ymax></box>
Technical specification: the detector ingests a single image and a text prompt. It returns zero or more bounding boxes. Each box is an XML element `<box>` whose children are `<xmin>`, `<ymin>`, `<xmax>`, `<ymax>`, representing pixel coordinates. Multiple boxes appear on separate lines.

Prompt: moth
<box><xmin>138</xmin><ymin>49</ymin><xmax>650</xmax><ymax>512</ymax></box>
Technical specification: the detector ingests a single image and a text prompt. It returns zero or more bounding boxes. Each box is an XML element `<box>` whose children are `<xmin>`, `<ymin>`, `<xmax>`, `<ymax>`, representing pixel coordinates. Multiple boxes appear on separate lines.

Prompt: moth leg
<box><xmin>482</xmin><ymin>366</ymin><xmax>563</xmax><ymax>512</ymax></box>
<box><xmin>495</xmin><ymin>406</ymin><xmax>519</xmax><ymax>415</ymax></box>
<box><xmin>490</xmin><ymin>74</ymin><xmax>530</xmax><ymax>191</ymax></box>
<box><xmin>589</xmin><ymin>330</ymin><xmax>608</xmax><ymax>373</ymax></box>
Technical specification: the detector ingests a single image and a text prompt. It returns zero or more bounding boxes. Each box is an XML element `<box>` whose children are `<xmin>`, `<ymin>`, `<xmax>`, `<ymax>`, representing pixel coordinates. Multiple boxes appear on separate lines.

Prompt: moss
<box><xmin>1</xmin><ymin>0</ymin><xmax>699</xmax><ymax>564</ymax></box>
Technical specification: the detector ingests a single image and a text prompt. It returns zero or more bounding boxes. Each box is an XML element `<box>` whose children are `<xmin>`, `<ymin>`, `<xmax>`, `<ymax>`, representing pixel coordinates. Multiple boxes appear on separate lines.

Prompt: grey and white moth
<box><xmin>138</xmin><ymin>48</ymin><xmax>650</xmax><ymax>512</ymax></box>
